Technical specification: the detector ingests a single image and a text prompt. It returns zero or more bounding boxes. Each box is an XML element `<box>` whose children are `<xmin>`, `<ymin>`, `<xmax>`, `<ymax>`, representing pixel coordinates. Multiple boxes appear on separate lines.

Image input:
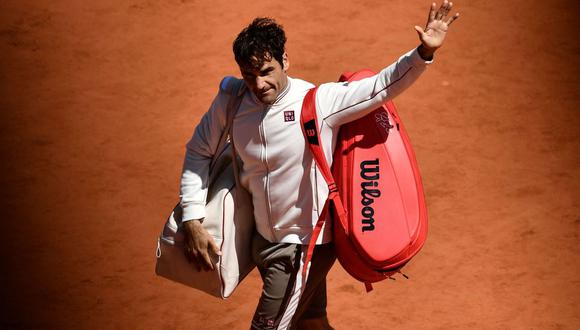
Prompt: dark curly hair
<box><xmin>233</xmin><ymin>17</ymin><xmax>287</xmax><ymax>69</ymax></box>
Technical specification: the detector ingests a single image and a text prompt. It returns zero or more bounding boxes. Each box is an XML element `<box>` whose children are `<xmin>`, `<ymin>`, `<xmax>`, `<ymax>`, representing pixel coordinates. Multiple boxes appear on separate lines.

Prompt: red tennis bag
<box><xmin>301</xmin><ymin>69</ymin><xmax>428</xmax><ymax>291</ymax></box>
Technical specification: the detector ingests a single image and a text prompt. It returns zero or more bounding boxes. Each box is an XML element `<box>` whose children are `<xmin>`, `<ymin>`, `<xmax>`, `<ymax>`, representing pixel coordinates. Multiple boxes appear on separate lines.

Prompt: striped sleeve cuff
<box><xmin>181</xmin><ymin>203</ymin><xmax>206</xmax><ymax>222</ymax></box>
<box><xmin>408</xmin><ymin>47</ymin><xmax>434</xmax><ymax>66</ymax></box>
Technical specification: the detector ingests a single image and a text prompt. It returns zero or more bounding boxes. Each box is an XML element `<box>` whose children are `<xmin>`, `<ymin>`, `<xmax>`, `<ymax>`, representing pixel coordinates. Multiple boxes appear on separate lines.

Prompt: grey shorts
<box><xmin>250</xmin><ymin>232</ymin><xmax>336</xmax><ymax>330</ymax></box>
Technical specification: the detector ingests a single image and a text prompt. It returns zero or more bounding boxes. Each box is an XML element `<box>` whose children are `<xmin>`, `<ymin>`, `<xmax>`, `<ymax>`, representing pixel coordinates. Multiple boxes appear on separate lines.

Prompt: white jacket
<box><xmin>180</xmin><ymin>48</ymin><xmax>432</xmax><ymax>244</ymax></box>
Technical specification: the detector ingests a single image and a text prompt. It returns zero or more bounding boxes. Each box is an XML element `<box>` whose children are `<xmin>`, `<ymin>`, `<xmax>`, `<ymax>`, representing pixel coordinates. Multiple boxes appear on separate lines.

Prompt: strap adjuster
<box><xmin>328</xmin><ymin>183</ymin><xmax>339</xmax><ymax>193</ymax></box>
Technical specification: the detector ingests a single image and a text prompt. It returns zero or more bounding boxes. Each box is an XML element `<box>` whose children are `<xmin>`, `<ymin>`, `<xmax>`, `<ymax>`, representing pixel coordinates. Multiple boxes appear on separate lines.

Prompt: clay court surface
<box><xmin>1</xmin><ymin>0</ymin><xmax>579</xmax><ymax>329</ymax></box>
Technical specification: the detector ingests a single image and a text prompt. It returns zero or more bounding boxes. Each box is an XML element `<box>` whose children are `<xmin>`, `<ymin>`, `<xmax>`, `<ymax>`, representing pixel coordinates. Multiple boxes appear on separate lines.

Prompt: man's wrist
<box><xmin>417</xmin><ymin>44</ymin><xmax>435</xmax><ymax>61</ymax></box>
<box><xmin>183</xmin><ymin>218</ymin><xmax>204</xmax><ymax>228</ymax></box>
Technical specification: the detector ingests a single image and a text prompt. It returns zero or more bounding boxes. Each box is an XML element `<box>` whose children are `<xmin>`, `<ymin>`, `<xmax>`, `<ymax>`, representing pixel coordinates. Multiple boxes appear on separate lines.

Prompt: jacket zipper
<box><xmin>259</xmin><ymin>106</ymin><xmax>277</xmax><ymax>240</ymax></box>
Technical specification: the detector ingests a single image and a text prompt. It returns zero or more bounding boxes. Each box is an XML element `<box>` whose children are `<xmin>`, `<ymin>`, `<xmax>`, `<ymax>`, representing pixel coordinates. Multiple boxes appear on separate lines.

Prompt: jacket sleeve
<box><xmin>315</xmin><ymin>47</ymin><xmax>432</xmax><ymax>128</ymax></box>
<box><xmin>179</xmin><ymin>83</ymin><xmax>229</xmax><ymax>222</ymax></box>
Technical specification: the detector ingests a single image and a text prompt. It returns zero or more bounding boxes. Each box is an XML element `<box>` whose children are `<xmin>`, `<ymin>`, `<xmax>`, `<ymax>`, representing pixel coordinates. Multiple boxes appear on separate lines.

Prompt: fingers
<box><xmin>201</xmin><ymin>250</ymin><xmax>215</xmax><ymax>271</ymax></box>
<box><xmin>184</xmin><ymin>241</ymin><xmax>217</xmax><ymax>271</ymax></box>
<box><xmin>208</xmin><ymin>239</ymin><xmax>222</xmax><ymax>257</ymax></box>
<box><xmin>446</xmin><ymin>12</ymin><xmax>460</xmax><ymax>26</ymax></box>
<box><xmin>433</xmin><ymin>0</ymin><xmax>456</xmax><ymax>21</ymax></box>
<box><xmin>184</xmin><ymin>246</ymin><xmax>203</xmax><ymax>271</ymax></box>
<box><xmin>200</xmin><ymin>237</ymin><xmax>222</xmax><ymax>271</ymax></box>
<box><xmin>182</xmin><ymin>221</ymin><xmax>218</xmax><ymax>272</ymax></box>
<box><xmin>428</xmin><ymin>2</ymin><xmax>436</xmax><ymax>23</ymax></box>
<box><xmin>434</xmin><ymin>1</ymin><xmax>443</xmax><ymax>20</ymax></box>
<box><xmin>444</xmin><ymin>2</ymin><xmax>453</xmax><ymax>19</ymax></box>
<box><xmin>414</xmin><ymin>25</ymin><xmax>425</xmax><ymax>39</ymax></box>
<box><xmin>185</xmin><ymin>246</ymin><xmax>214</xmax><ymax>271</ymax></box>
<box><xmin>435</xmin><ymin>0</ymin><xmax>447</xmax><ymax>20</ymax></box>
<box><xmin>195</xmin><ymin>241</ymin><xmax>215</xmax><ymax>271</ymax></box>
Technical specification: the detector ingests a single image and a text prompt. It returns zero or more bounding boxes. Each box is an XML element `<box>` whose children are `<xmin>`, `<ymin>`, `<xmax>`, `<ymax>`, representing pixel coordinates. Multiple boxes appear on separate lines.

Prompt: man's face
<box><xmin>239</xmin><ymin>53</ymin><xmax>289</xmax><ymax>105</ymax></box>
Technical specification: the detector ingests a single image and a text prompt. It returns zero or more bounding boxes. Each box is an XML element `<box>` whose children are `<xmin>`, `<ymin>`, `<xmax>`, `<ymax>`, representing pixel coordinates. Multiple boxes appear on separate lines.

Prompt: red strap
<box><xmin>301</xmin><ymin>89</ymin><xmax>348</xmax><ymax>228</ymax></box>
<box><xmin>300</xmin><ymin>88</ymin><xmax>349</xmax><ymax>282</ymax></box>
<box><xmin>330</xmin><ymin>190</ymin><xmax>348</xmax><ymax>231</ymax></box>
<box><xmin>301</xmin><ymin>88</ymin><xmax>335</xmax><ymax>188</ymax></box>
<box><xmin>364</xmin><ymin>282</ymin><xmax>373</xmax><ymax>292</ymax></box>
<box><xmin>301</xmin><ymin>199</ymin><xmax>330</xmax><ymax>281</ymax></box>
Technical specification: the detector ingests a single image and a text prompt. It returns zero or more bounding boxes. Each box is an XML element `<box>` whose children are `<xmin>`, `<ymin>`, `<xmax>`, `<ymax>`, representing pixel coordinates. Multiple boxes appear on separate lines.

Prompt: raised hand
<box><xmin>415</xmin><ymin>1</ymin><xmax>459</xmax><ymax>55</ymax></box>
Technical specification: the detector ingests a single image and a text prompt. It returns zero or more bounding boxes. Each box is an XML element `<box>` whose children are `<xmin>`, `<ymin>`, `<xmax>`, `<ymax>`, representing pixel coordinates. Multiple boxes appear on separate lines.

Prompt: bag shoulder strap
<box><xmin>210</xmin><ymin>77</ymin><xmax>246</xmax><ymax>171</ymax></box>
<box><xmin>223</xmin><ymin>78</ymin><xmax>246</xmax><ymax>188</ymax></box>
<box><xmin>220</xmin><ymin>76</ymin><xmax>246</xmax><ymax>137</ymax></box>
<box><xmin>301</xmin><ymin>88</ymin><xmax>336</xmax><ymax>191</ymax></box>
<box><xmin>300</xmin><ymin>88</ymin><xmax>348</xmax><ymax>282</ymax></box>
<box><xmin>301</xmin><ymin>87</ymin><xmax>348</xmax><ymax>225</ymax></box>
<box><xmin>301</xmin><ymin>84</ymin><xmax>375</xmax><ymax>292</ymax></box>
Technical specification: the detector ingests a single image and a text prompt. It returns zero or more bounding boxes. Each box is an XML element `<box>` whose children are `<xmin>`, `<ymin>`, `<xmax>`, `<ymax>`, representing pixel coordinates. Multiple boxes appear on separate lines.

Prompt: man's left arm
<box><xmin>317</xmin><ymin>0</ymin><xmax>459</xmax><ymax>128</ymax></box>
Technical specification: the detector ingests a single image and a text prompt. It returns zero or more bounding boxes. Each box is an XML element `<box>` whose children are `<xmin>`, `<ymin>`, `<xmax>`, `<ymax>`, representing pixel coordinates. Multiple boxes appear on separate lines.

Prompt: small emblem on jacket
<box><xmin>284</xmin><ymin>110</ymin><xmax>295</xmax><ymax>122</ymax></box>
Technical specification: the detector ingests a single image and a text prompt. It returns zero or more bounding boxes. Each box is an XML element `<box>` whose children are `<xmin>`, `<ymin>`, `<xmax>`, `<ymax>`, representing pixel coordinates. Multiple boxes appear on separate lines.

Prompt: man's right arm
<box><xmin>179</xmin><ymin>80</ymin><xmax>231</xmax><ymax>271</ymax></box>
<box><xmin>315</xmin><ymin>1</ymin><xmax>459</xmax><ymax>128</ymax></box>
<box><xmin>179</xmin><ymin>86</ymin><xmax>229</xmax><ymax>222</ymax></box>
<box><xmin>314</xmin><ymin>47</ymin><xmax>432</xmax><ymax>129</ymax></box>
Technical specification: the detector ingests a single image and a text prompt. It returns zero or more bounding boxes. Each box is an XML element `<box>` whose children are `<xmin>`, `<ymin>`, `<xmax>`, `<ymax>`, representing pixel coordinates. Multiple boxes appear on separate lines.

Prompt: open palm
<box><xmin>415</xmin><ymin>1</ymin><xmax>459</xmax><ymax>50</ymax></box>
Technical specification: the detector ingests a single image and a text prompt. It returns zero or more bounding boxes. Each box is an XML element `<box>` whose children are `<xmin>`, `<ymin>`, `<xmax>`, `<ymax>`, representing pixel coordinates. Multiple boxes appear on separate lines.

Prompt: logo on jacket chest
<box><xmin>284</xmin><ymin>110</ymin><xmax>295</xmax><ymax>122</ymax></box>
